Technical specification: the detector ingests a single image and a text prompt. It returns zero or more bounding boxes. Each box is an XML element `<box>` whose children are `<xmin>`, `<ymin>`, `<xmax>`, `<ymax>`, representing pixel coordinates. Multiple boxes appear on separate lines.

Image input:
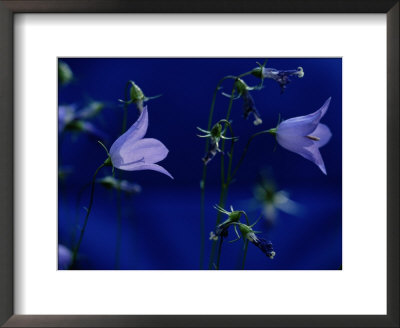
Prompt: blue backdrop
<box><xmin>58</xmin><ymin>58</ymin><xmax>342</xmax><ymax>270</ymax></box>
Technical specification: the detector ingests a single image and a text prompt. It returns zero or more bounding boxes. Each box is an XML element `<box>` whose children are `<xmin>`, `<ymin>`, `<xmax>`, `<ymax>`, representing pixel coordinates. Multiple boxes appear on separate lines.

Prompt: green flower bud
<box><xmin>251</xmin><ymin>66</ymin><xmax>263</xmax><ymax>79</ymax></box>
<box><xmin>129</xmin><ymin>81</ymin><xmax>145</xmax><ymax>103</ymax></box>
<box><xmin>234</xmin><ymin>78</ymin><xmax>249</xmax><ymax>95</ymax></box>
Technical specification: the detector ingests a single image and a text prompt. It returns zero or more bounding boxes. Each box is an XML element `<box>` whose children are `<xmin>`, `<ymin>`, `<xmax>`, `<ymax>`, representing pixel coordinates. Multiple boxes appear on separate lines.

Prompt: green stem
<box><xmin>208</xmin><ymin>86</ymin><xmax>236</xmax><ymax>270</ymax></box>
<box><xmin>70</xmin><ymin>162</ymin><xmax>106</xmax><ymax>269</ymax></box>
<box><xmin>241</xmin><ymin>240</ymin><xmax>249</xmax><ymax>270</ymax></box>
<box><xmin>216</xmin><ymin>237</ymin><xmax>224</xmax><ymax>270</ymax></box>
<box><xmin>200</xmin><ymin>75</ymin><xmax>236</xmax><ymax>270</ymax></box>
<box><xmin>71</xmin><ymin>181</ymin><xmax>91</xmax><ymax>247</ymax></box>
<box><xmin>115</xmin><ymin>189</ymin><xmax>122</xmax><ymax>270</ymax></box>
<box><xmin>229</xmin><ymin>129</ymin><xmax>273</xmax><ymax>184</ymax></box>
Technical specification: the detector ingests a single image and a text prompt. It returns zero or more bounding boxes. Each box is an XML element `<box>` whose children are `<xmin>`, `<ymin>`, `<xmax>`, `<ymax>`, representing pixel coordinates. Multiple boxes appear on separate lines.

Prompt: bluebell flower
<box><xmin>239</xmin><ymin>224</ymin><xmax>276</xmax><ymax>259</ymax></box>
<box><xmin>252</xmin><ymin>66</ymin><xmax>304</xmax><ymax>93</ymax></box>
<box><xmin>242</xmin><ymin>90</ymin><xmax>263</xmax><ymax>126</ymax></box>
<box><xmin>232</xmin><ymin>78</ymin><xmax>263</xmax><ymax>126</ymax></box>
<box><xmin>98</xmin><ymin>175</ymin><xmax>142</xmax><ymax>195</ymax></box>
<box><xmin>108</xmin><ymin>106</ymin><xmax>173</xmax><ymax>179</ymax></box>
<box><xmin>58</xmin><ymin>244</ymin><xmax>72</xmax><ymax>270</ymax></box>
<box><xmin>269</xmin><ymin>97</ymin><xmax>332</xmax><ymax>174</ymax></box>
<box><xmin>58</xmin><ymin>104</ymin><xmax>106</xmax><ymax>140</ymax></box>
<box><xmin>253</xmin><ymin>177</ymin><xmax>301</xmax><ymax>224</ymax></box>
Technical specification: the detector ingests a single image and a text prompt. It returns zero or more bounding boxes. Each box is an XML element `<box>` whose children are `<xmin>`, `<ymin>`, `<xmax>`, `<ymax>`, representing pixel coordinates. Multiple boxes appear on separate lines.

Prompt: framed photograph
<box><xmin>0</xmin><ymin>1</ymin><xmax>398</xmax><ymax>327</ymax></box>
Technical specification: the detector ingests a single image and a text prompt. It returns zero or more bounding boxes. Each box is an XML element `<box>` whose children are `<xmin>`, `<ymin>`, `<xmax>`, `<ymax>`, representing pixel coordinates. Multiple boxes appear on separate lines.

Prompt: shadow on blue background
<box><xmin>58</xmin><ymin>58</ymin><xmax>342</xmax><ymax>270</ymax></box>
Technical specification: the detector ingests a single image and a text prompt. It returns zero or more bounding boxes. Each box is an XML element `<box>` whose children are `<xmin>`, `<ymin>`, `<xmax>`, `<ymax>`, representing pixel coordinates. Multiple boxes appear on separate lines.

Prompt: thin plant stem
<box><xmin>241</xmin><ymin>240</ymin><xmax>249</xmax><ymax>270</ymax></box>
<box><xmin>216</xmin><ymin>237</ymin><xmax>224</xmax><ymax>270</ymax></box>
<box><xmin>115</xmin><ymin>189</ymin><xmax>122</xmax><ymax>270</ymax></box>
<box><xmin>200</xmin><ymin>75</ymin><xmax>236</xmax><ymax>269</ymax></box>
<box><xmin>229</xmin><ymin>130</ymin><xmax>272</xmax><ymax>184</ymax></box>
<box><xmin>208</xmin><ymin>86</ymin><xmax>236</xmax><ymax>269</ymax></box>
<box><xmin>71</xmin><ymin>181</ymin><xmax>91</xmax><ymax>246</ymax></box>
<box><xmin>70</xmin><ymin>162</ymin><xmax>106</xmax><ymax>268</ymax></box>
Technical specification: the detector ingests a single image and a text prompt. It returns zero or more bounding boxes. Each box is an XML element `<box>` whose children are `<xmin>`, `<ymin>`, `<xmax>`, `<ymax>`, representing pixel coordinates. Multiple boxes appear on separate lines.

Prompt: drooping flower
<box><xmin>58</xmin><ymin>244</ymin><xmax>73</xmax><ymax>270</ymax></box>
<box><xmin>269</xmin><ymin>97</ymin><xmax>332</xmax><ymax>174</ymax></box>
<box><xmin>239</xmin><ymin>224</ymin><xmax>276</xmax><ymax>259</ymax></box>
<box><xmin>119</xmin><ymin>81</ymin><xmax>161</xmax><ymax>113</ymax></box>
<box><xmin>98</xmin><ymin>175</ymin><xmax>142</xmax><ymax>195</ymax></box>
<box><xmin>108</xmin><ymin>106</ymin><xmax>173</xmax><ymax>179</ymax></box>
<box><xmin>233</xmin><ymin>78</ymin><xmax>263</xmax><ymax>126</ymax></box>
<box><xmin>252</xmin><ymin>66</ymin><xmax>304</xmax><ymax>94</ymax></box>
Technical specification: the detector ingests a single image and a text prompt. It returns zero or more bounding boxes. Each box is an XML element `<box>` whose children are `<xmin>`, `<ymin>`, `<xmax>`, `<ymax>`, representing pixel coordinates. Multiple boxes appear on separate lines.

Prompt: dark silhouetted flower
<box><xmin>239</xmin><ymin>224</ymin><xmax>276</xmax><ymax>259</ymax></box>
<box><xmin>109</xmin><ymin>106</ymin><xmax>173</xmax><ymax>179</ymax></box>
<box><xmin>269</xmin><ymin>97</ymin><xmax>332</xmax><ymax>174</ymax></box>
<box><xmin>252</xmin><ymin>66</ymin><xmax>304</xmax><ymax>93</ymax></box>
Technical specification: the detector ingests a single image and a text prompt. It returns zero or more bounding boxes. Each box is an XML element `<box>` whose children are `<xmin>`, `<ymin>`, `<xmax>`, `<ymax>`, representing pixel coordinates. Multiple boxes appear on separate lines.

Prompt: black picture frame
<box><xmin>0</xmin><ymin>1</ymin><xmax>398</xmax><ymax>327</ymax></box>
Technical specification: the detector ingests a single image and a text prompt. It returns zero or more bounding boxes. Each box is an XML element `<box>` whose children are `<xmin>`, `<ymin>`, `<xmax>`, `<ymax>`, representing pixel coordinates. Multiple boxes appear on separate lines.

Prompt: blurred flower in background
<box><xmin>58</xmin><ymin>60</ymin><xmax>74</xmax><ymax>86</ymax></box>
<box><xmin>58</xmin><ymin>244</ymin><xmax>72</xmax><ymax>270</ymax></box>
<box><xmin>98</xmin><ymin>175</ymin><xmax>142</xmax><ymax>195</ymax></box>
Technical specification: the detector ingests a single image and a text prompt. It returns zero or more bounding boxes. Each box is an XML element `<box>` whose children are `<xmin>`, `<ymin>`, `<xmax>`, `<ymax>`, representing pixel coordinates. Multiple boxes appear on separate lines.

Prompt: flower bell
<box><xmin>268</xmin><ymin>97</ymin><xmax>332</xmax><ymax>174</ymax></box>
<box><xmin>252</xmin><ymin>66</ymin><xmax>304</xmax><ymax>94</ymax></box>
<box><xmin>239</xmin><ymin>224</ymin><xmax>276</xmax><ymax>259</ymax></box>
<box><xmin>233</xmin><ymin>78</ymin><xmax>263</xmax><ymax>126</ymax></box>
<box><xmin>106</xmin><ymin>106</ymin><xmax>173</xmax><ymax>179</ymax></box>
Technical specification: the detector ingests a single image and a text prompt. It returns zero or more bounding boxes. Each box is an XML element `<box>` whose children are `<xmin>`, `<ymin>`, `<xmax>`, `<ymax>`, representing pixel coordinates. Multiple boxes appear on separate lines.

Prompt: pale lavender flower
<box><xmin>58</xmin><ymin>244</ymin><xmax>72</xmax><ymax>270</ymax></box>
<box><xmin>272</xmin><ymin>97</ymin><xmax>332</xmax><ymax>174</ymax></box>
<box><xmin>109</xmin><ymin>106</ymin><xmax>173</xmax><ymax>179</ymax></box>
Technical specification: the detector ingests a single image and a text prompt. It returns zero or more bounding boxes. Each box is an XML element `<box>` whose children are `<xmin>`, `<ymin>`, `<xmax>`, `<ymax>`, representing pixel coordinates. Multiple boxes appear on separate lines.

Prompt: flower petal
<box><xmin>121</xmin><ymin>163</ymin><xmax>173</xmax><ymax>179</ymax></box>
<box><xmin>313</xmin><ymin>123</ymin><xmax>332</xmax><ymax>148</ymax></box>
<box><xmin>109</xmin><ymin>106</ymin><xmax>149</xmax><ymax>158</ymax></box>
<box><xmin>276</xmin><ymin>134</ymin><xmax>327</xmax><ymax>174</ymax></box>
<box><xmin>277</xmin><ymin>97</ymin><xmax>331</xmax><ymax>137</ymax></box>
<box><xmin>115</xmin><ymin>138</ymin><xmax>168</xmax><ymax>168</ymax></box>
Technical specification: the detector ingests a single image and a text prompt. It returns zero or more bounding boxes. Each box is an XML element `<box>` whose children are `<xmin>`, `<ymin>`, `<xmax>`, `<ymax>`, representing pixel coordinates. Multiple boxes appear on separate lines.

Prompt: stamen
<box><xmin>306</xmin><ymin>135</ymin><xmax>320</xmax><ymax>141</ymax></box>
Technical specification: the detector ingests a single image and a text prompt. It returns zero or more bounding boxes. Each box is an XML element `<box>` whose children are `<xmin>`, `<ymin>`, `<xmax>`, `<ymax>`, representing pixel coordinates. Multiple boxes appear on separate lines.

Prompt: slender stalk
<box><xmin>115</xmin><ymin>189</ymin><xmax>122</xmax><ymax>269</ymax></box>
<box><xmin>70</xmin><ymin>162</ymin><xmax>106</xmax><ymax>268</ymax></box>
<box><xmin>207</xmin><ymin>87</ymin><xmax>236</xmax><ymax>269</ymax></box>
<box><xmin>241</xmin><ymin>240</ymin><xmax>249</xmax><ymax>270</ymax></box>
<box><xmin>229</xmin><ymin>130</ymin><xmax>272</xmax><ymax>184</ymax></box>
<box><xmin>216</xmin><ymin>237</ymin><xmax>224</xmax><ymax>270</ymax></box>
<box><xmin>71</xmin><ymin>181</ymin><xmax>91</xmax><ymax>246</ymax></box>
<box><xmin>200</xmin><ymin>75</ymin><xmax>236</xmax><ymax>269</ymax></box>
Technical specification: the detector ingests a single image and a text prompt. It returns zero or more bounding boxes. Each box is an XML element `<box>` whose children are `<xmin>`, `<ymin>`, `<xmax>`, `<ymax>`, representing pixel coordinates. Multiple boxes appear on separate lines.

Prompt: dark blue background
<box><xmin>58</xmin><ymin>58</ymin><xmax>342</xmax><ymax>270</ymax></box>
